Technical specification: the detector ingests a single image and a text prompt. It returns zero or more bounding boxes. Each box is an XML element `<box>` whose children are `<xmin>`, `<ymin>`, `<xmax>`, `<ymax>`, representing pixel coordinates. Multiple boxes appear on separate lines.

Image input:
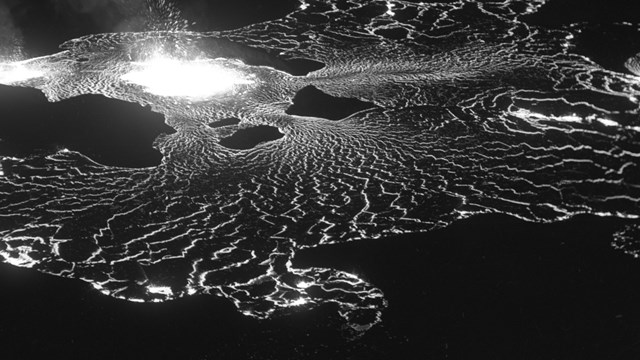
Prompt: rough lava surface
<box><xmin>1</xmin><ymin>0</ymin><xmax>640</xmax><ymax>334</ymax></box>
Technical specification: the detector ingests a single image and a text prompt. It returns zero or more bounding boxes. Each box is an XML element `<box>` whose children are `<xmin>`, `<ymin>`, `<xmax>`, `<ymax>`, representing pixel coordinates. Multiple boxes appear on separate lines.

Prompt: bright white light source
<box><xmin>290</xmin><ymin>298</ymin><xmax>308</xmax><ymax>306</ymax></box>
<box><xmin>147</xmin><ymin>285</ymin><xmax>173</xmax><ymax>296</ymax></box>
<box><xmin>0</xmin><ymin>62</ymin><xmax>44</xmax><ymax>84</ymax></box>
<box><xmin>556</xmin><ymin>114</ymin><xmax>583</xmax><ymax>123</ymax></box>
<box><xmin>596</xmin><ymin>118</ymin><xmax>618</xmax><ymax>127</ymax></box>
<box><xmin>296</xmin><ymin>281</ymin><xmax>314</xmax><ymax>289</ymax></box>
<box><xmin>122</xmin><ymin>56</ymin><xmax>254</xmax><ymax>99</ymax></box>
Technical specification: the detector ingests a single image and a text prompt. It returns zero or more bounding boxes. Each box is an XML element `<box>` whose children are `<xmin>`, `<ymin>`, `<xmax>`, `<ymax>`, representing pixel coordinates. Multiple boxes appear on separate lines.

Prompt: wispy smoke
<box><xmin>59</xmin><ymin>0</ymin><xmax>112</xmax><ymax>13</ymax></box>
<box><xmin>0</xmin><ymin>0</ymin><xmax>190</xmax><ymax>58</ymax></box>
<box><xmin>55</xmin><ymin>0</ymin><xmax>189</xmax><ymax>33</ymax></box>
<box><xmin>0</xmin><ymin>2</ymin><xmax>24</xmax><ymax>60</ymax></box>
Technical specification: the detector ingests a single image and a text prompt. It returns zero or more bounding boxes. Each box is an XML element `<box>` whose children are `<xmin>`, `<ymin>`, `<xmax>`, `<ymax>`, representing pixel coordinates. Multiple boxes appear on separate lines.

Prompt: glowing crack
<box><xmin>1</xmin><ymin>0</ymin><xmax>640</xmax><ymax>337</ymax></box>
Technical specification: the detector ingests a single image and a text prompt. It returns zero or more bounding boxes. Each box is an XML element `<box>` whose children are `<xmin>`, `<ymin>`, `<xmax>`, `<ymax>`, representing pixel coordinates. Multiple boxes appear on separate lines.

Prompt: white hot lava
<box><xmin>121</xmin><ymin>55</ymin><xmax>254</xmax><ymax>99</ymax></box>
<box><xmin>0</xmin><ymin>62</ymin><xmax>45</xmax><ymax>84</ymax></box>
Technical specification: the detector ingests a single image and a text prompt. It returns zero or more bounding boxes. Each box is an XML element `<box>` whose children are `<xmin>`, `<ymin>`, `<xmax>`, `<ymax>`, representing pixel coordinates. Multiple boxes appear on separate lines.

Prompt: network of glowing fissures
<box><xmin>4</xmin><ymin>0</ymin><xmax>640</xmax><ymax>337</ymax></box>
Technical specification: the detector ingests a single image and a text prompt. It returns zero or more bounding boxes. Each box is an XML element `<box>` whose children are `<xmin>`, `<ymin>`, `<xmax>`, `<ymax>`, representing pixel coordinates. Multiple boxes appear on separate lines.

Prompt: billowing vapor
<box><xmin>54</xmin><ymin>0</ymin><xmax>189</xmax><ymax>32</ymax></box>
<box><xmin>0</xmin><ymin>0</ymin><xmax>191</xmax><ymax>70</ymax></box>
<box><xmin>0</xmin><ymin>2</ymin><xmax>24</xmax><ymax>60</ymax></box>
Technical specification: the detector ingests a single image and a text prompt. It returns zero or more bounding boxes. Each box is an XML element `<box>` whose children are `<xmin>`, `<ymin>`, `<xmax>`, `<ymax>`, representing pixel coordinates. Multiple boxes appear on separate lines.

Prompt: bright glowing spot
<box><xmin>290</xmin><ymin>298</ymin><xmax>308</xmax><ymax>306</ymax></box>
<box><xmin>52</xmin><ymin>242</ymin><xmax>61</xmax><ymax>256</ymax></box>
<box><xmin>385</xmin><ymin>2</ymin><xmax>396</xmax><ymax>16</ymax></box>
<box><xmin>0</xmin><ymin>62</ymin><xmax>44</xmax><ymax>84</ymax></box>
<box><xmin>300</xmin><ymin>1</ymin><xmax>309</xmax><ymax>10</ymax></box>
<box><xmin>296</xmin><ymin>281</ymin><xmax>314</xmax><ymax>289</ymax></box>
<box><xmin>147</xmin><ymin>285</ymin><xmax>173</xmax><ymax>296</ymax></box>
<box><xmin>596</xmin><ymin>118</ymin><xmax>618</xmax><ymax>127</ymax></box>
<box><xmin>557</xmin><ymin>114</ymin><xmax>582</xmax><ymax>123</ymax></box>
<box><xmin>512</xmin><ymin>109</ymin><xmax>547</xmax><ymax>120</ymax></box>
<box><xmin>122</xmin><ymin>56</ymin><xmax>254</xmax><ymax>99</ymax></box>
<box><xmin>343</xmin><ymin>272</ymin><xmax>360</xmax><ymax>280</ymax></box>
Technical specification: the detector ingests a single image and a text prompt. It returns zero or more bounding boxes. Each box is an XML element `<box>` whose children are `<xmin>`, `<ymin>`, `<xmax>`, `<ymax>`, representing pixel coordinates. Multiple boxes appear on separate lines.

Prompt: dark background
<box><xmin>2</xmin><ymin>215</ymin><xmax>640</xmax><ymax>360</ymax></box>
<box><xmin>2</xmin><ymin>0</ymin><xmax>640</xmax><ymax>359</ymax></box>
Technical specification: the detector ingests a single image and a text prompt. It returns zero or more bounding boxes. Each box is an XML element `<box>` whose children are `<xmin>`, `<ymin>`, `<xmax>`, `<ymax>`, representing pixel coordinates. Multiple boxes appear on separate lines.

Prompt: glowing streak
<box><xmin>147</xmin><ymin>285</ymin><xmax>173</xmax><ymax>296</ymax></box>
<box><xmin>556</xmin><ymin>114</ymin><xmax>583</xmax><ymax>123</ymax></box>
<box><xmin>122</xmin><ymin>57</ymin><xmax>254</xmax><ymax>99</ymax></box>
<box><xmin>0</xmin><ymin>63</ymin><xmax>44</xmax><ymax>84</ymax></box>
<box><xmin>596</xmin><ymin>118</ymin><xmax>618</xmax><ymax>127</ymax></box>
<box><xmin>512</xmin><ymin>109</ymin><xmax>583</xmax><ymax>123</ymax></box>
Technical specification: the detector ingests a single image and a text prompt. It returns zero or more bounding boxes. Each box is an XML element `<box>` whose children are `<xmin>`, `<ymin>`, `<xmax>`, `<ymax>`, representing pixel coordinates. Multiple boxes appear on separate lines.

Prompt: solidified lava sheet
<box><xmin>1</xmin><ymin>0</ymin><xmax>639</xmax><ymax>333</ymax></box>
